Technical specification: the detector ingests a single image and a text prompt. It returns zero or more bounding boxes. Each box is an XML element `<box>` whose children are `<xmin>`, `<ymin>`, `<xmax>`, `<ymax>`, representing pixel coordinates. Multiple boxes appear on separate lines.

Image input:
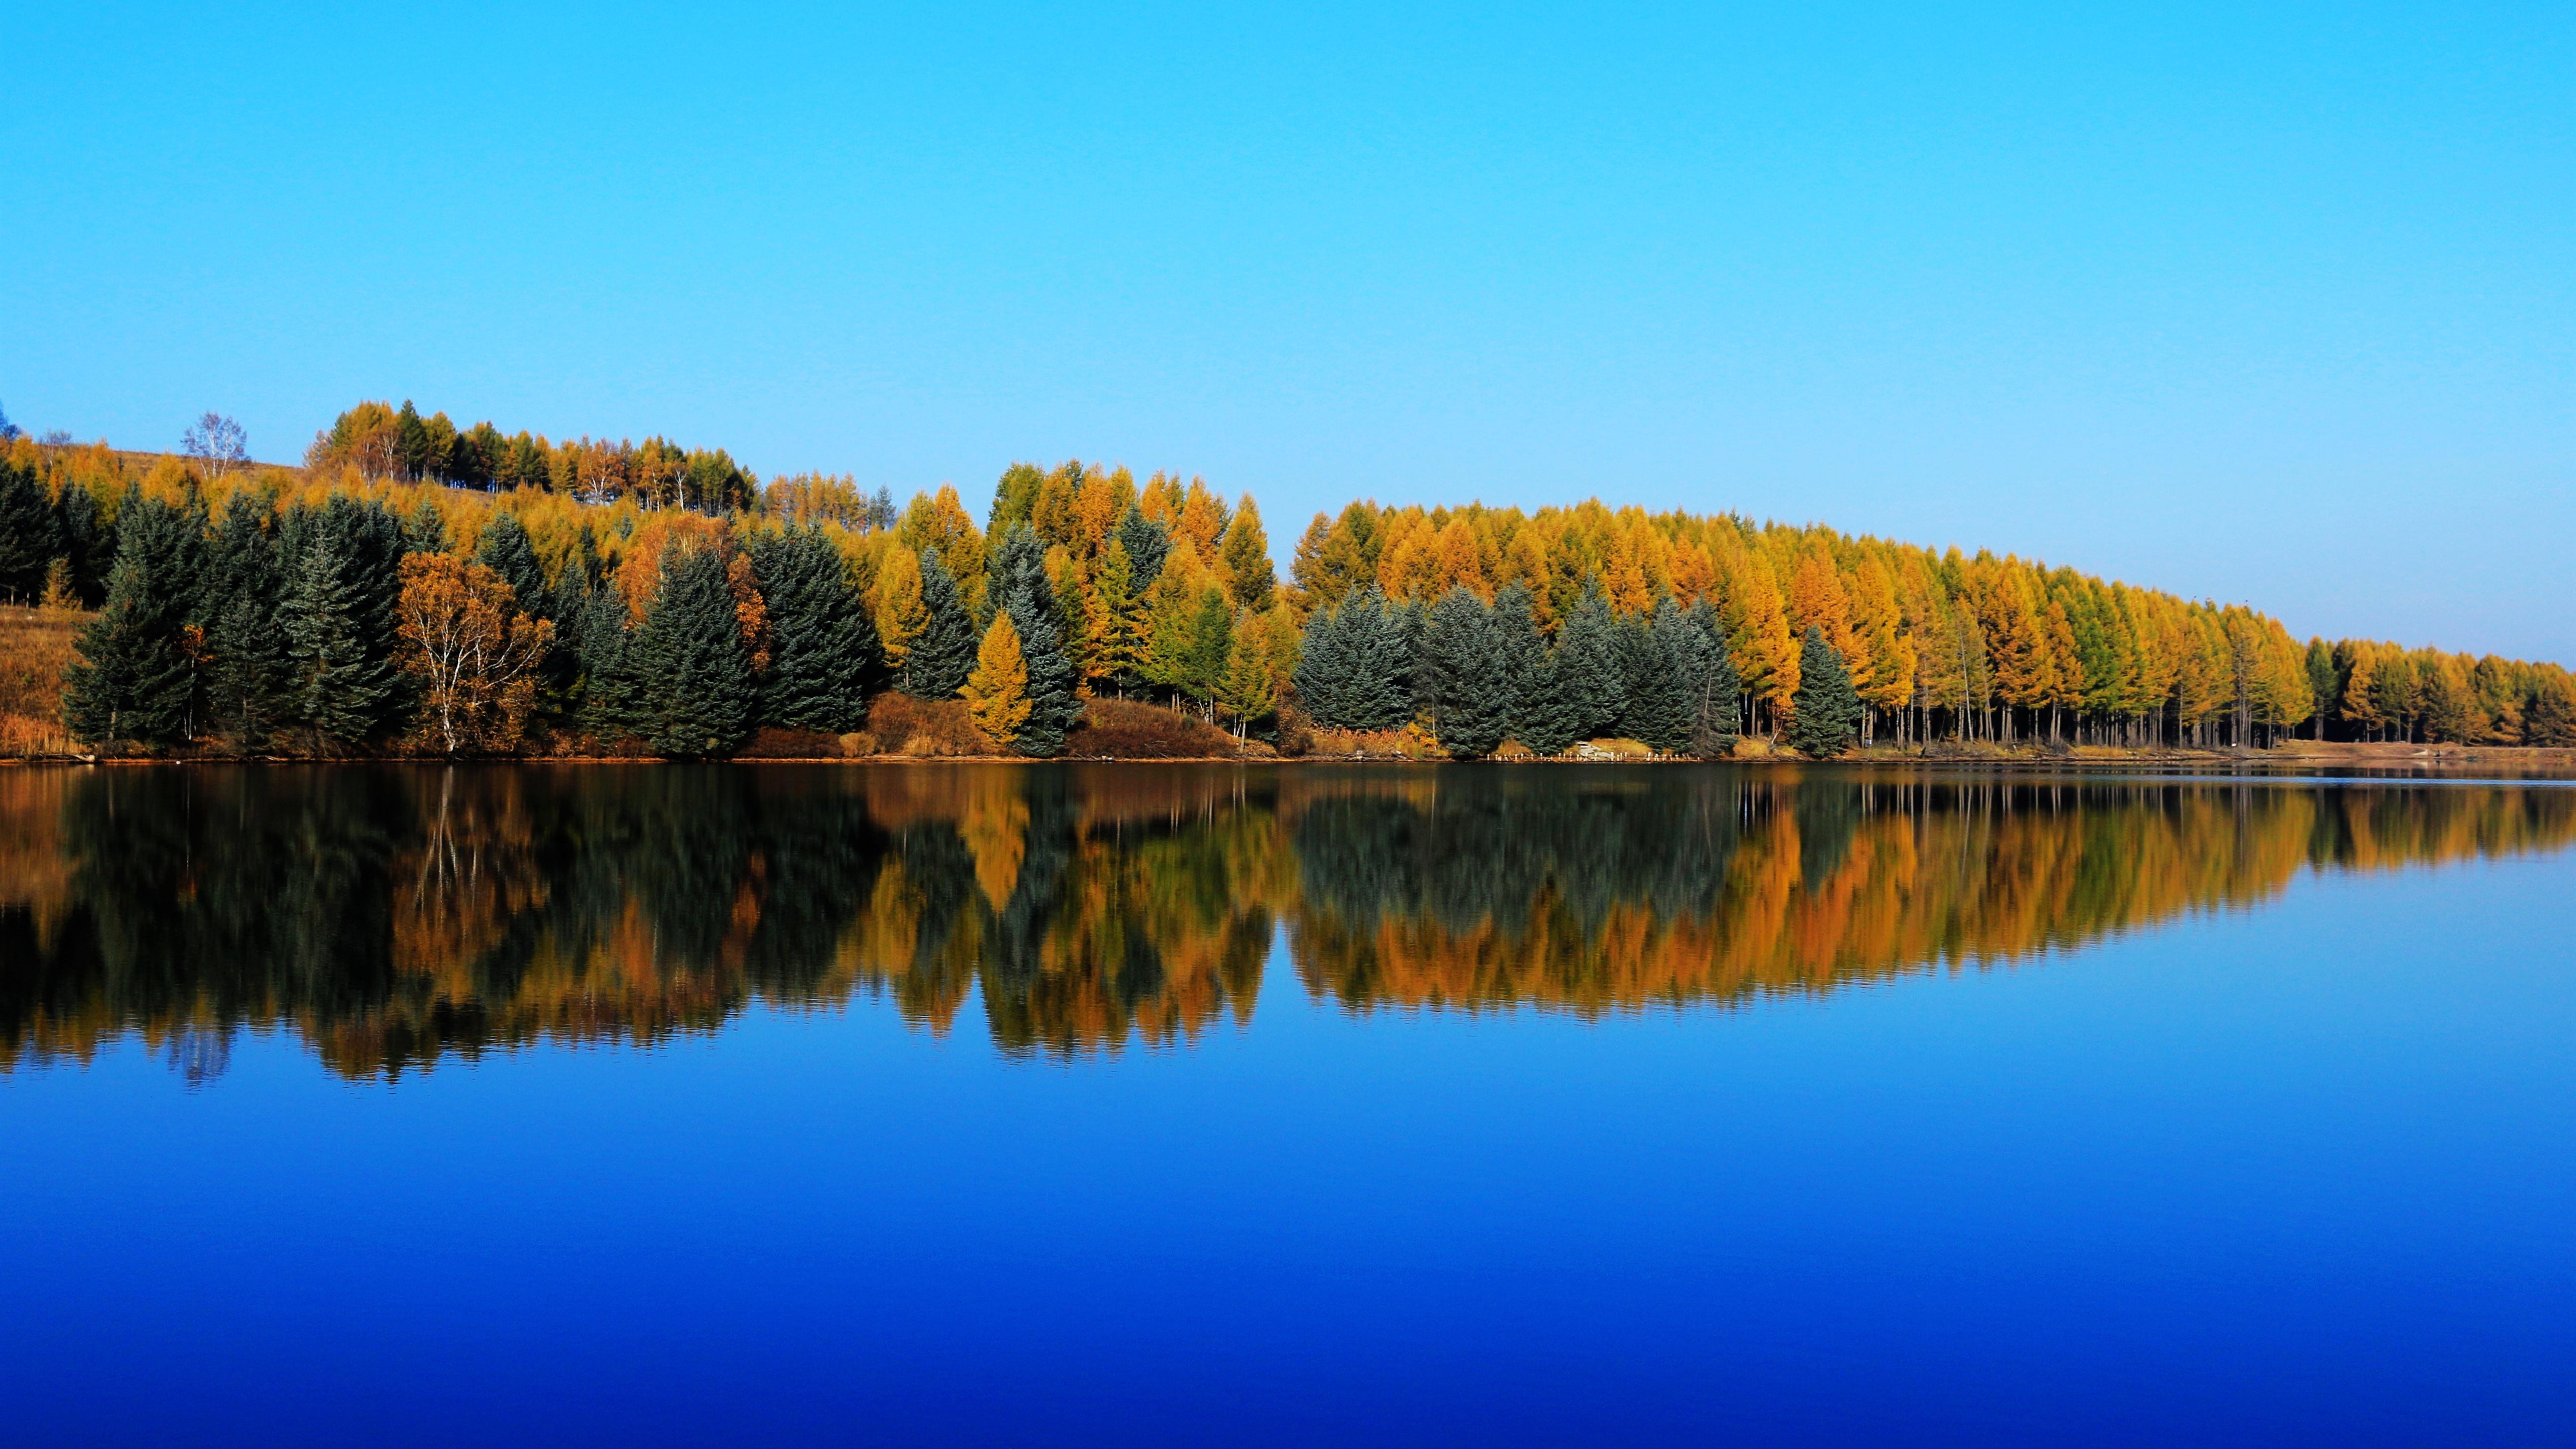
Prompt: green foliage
<box><xmin>901</xmin><ymin>549</ymin><xmax>977</xmax><ymax>699</ymax></box>
<box><xmin>987</xmin><ymin>524</ymin><xmax>1080</xmax><ymax>755</ymax></box>
<box><xmin>1615</xmin><ymin>599</ymin><xmax>1693</xmax><ymax>752</ymax></box>
<box><xmin>202</xmin><ymin>492</ymin><xmax>292</xmax><ymax>748</ymax></box>
<box><xmin>281</xmin><ymin>528</ymin><xmax>401</xmax><ymax>748</ymax></box>
<box><xmin>0</xmin><ymin>457</ymin><xmax>55</xmax><ymax>600</ymax></box>
<box><xmin>1786</xmin><ymin>625</ymin><xmax>1864</xmax><ymax>759</ymax></box>
<box><xmin>1554</xmin><ymin>582</ymin><xmax>1626</xmax><ymax>739</ymax></box>
<box><xmin>1293</xmin><ymin>585</ymin><xmax>1409</xmax><ymax>731</ymax></box>
<box><xmin>629</xmin><ymin>547</ymin><xmax>754</xmax><ymax>758</ymax></box>
<box><xmin>62</xmin><ymin>491</ymin><xmax>200</xmax><ymax>747</ymax></box>
<box><xmin>752</xmin><ymin>526</ymin><xmax>880</xmax><ymax>734</ymax></box>
<box><xmin>1685</xmin><ymin>599</ymin><xmax>1743</xmax><ymax>757</ymax></box>
<box><xmin>1115</xmin><ymin>506</ymin><xmax>1170</xmax><ymax>593</ymax></box>
<box><xmin>1426</xmin><ymin>587</ymin><xmax>1509</xmax><ymax>758</ymax></box>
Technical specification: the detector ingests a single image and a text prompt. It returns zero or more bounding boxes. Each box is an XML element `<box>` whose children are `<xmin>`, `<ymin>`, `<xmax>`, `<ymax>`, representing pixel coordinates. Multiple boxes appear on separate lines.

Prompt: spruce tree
<box><xmin>53</xmin><ymin>483</ymin><xmax>112</xmax><ymax>606</ymax></box>
<box><xmin>1338</xmin><ymin>587</ymin><xmax>1411</xmax><ymax>730</ymax></box>
<box><xmin>1786</xmin><ymin>625</ymin><xmax>1864</xmax><ymax>759</ymax></box>
<box><xmin>1426</xmin><ymin>586</ymin><xmax>1509</xmax><ymax>758</ymax></box>
<box><xmin>61</xmin><ymin>492</ymin><xmax>198</xmax><ymax>748</ymax></box>
<box><xmin>1685</xmin><ymin>599</ymin><xmax>1743</xmax><ymax>757</ymax></box>
<box><xmin>1617</xmin><ymin>597</ymin><xmax>1694</xmax><ymax>753</ymax></box>
<box><xmin>901</xmin><ymin>548</ymin><xmax>977</xmax><ymax>698</ymax></box>
<box><xmin>1292</xmin><ymin>592</ymin><xmax>1351</xmax><ymax>727</ymax></box>
<box><xmin>573</xmin><ymin>586</ymin><xmax>637</xmax><ymax>739</ymax></box>
<box><xmin>280</xmin><ymin>528</ymin><xmax>401</xmax><ymax>749</ymax></box>
<box><xmin>1513</xmin><ymin>645</ymin><xmax>1582</xmax><ymax>756</ymax></box>
<box><xmin>1492</xmin><ymin>583</ymin><xmax>1551</xmax><ymax>747</ymax></box>
<box><xmin>752</xmin><ymin>526</ymin><xmax>881</xmax><ymax>734</ymax></box>
<box><xmin>1391</xmin><ymin>596</ymin><xmax>1433</xmax><ymax>723</ymax></box>
<box><xmin>0</xmin><ymin>457</ymin><xmax>54</xmax><ymax>600</ymax></box>
<box><xmin>986</xmin><ymin>524</ymin><xmax>1080</xmax><ymax>755</ymax></box>
<box><xmin>628</xmin><ymin>547</ymin><xmax>754</xmax><ymax>757</ymax></box>
<box><xmin>202</xmin><ymin>492</ymin><xmax>292</xmax><ymax>748</ymax></box>
<box><xmin>1555</xmin><ymin>582</ymin><xmax>1627</xmax><ymax>739</ymax></box>
<box><xmin>402</xmin><ymin>497</ymin><xmax>450</xmax><ymax>554</ymax></box>
<box><xmin>473</xmin><ymin>513</ymin><xmax>549</xmax><ymax>612</ymax></box>
<box><xmin>1115</xmin><ymin>506</ymin><xmax>1170</xmax><ymax>593</ymax></box>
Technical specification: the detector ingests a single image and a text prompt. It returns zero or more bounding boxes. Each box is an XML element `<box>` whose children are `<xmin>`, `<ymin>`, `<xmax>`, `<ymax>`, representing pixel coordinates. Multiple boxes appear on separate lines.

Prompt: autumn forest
<box><xmin>1</xmin><ymin>399</ymin><xmax>2567</xmax><ymax>761</ymax></box>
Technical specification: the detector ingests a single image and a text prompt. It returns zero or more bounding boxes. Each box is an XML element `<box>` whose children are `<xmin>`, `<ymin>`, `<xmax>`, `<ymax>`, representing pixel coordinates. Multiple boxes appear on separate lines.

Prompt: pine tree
<box><xmin>1615</xmin><ymin>599</ymin><xmax>1692</xmax><ymax>752</ymax></box>
<box><xmin>1786</xmin><ymin>625</ymin><xmax>1864</xmax><ymax>759</ymax></box>
<box><xmin>901</xmin><ymin>548</ymin><xmax>977</xmax><ymax>698</ymax></box>
<box><xmin>1555</xmin><ymin>582</ymin><xmax>1626</xmax><ymax>739</ymax></box>
<box><xmin>1491</xmin><ymin>583</ymin><xmax>1549</xmax><ymax>748</ymax></box>
<box><xmin>0</xmin><ymin>457</ymin><xmax>54</xmax><ymax>601</ymax></box>
<box><xmin>1426</xmin><ymin>586</ymin><xmax>1508</xmax><ymax>758</ymax></box>
<box><xmin>401</xmin><ymin>498</ymin><xmax>450</xmax><ymax>554</ymax></box>
<box><xmin>752</xmin><ymin>526</ymin><xmax>880</xmax><ymax>733</ymax></box>
<box><xmin>1292</xmin><ymin>591</ymin><xmax>1351</xmax><ymax>726</ymax></box>
<box><xmin>53</xmin><ymin>483</ymin><xmax>112</xmax><ymax>606</ymax></box>
<box><xmin>1215</xmin><ymin>616</ymin><xmax>1279</xmax><ymax>736</ymax></box>
<box><xmin>1083</xmin><ymin>537</ymin><xmax>1144</xmax><ymax>693</ymax></box>
<box><xmin>573</xmin><ymin>586</ymin><xmax>637</xmax><ymax>739</ymax></box>
<box><xmin>1513</xmin><ymin>646</ymin><xmax>1582</xmax><ymax>756</ymax></box>
<box><xmin>61</xmin><ymin>492</ymin><xmax>197</xmax><ymax>747</ymax></box>
<box><xmin>986</xmin><ymin>524</ymin><xmax>1080</xmax><ymax>755</ymax></box>
<box><xmin>473</xmin><ymin>513</ymin><xmax>549</xmax><ymax>613</ymax></box>
<box><xmin>628</xmin><ymin>547</ymin><xmax>754</xmax><ymax>757</ymax></box>
<box><xmin>1116</xmin><ymin>505</ymin><xmax>1170</xmax><ymax>593</ymax></box>
<box><xmin>963</xmin><ymin>612</ymin><xmax>1032</xmax><ymax>747</ymax></box>
<box><xmin>202</xmin><ymin>492</ymin><xmax>292</xmax><ymax>747</ymax></box>
<box><xmin>1685</xmin><ymin>599</ymin><xmax>1743</xmax><ymax>757</ymax></box>
<box><xmin>280</xmin><ymin>528</ymin><xmax>402</xmax><ymax>749</ymax></box>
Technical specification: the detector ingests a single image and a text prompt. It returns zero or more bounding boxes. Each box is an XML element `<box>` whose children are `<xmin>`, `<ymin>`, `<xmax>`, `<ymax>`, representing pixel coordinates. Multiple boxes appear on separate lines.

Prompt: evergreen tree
<box><xmin>1116</xmin><ymin>505</ymin><xmax>1170</xmax><ymax>593</ymax></box>
<box><xmin>1292</xmin><ymin>590</ymin><xmax>1351</xmax><ymax>726</ymax></box>
<box><xmin>1555</xmin><ymin>582</ymin><xmax>1626</xmax><ymax>738</ymax></box>
<box><xmin>401</xmin><ymin>497</ymin><xmax>450</xmax><ymax>554</ymax></box>
<box><xmin>751</xmin><ymin>526</ymin><xmax>880</xmax><ymax>734</ymax></box>
<box><xmin>0</xmin><ymin>457</ymin><xmax>54</xmax><ymax>600</ymax></box>
<box><xmin>1513</xmin><ymin>646</ymin><xmax>1582</xmax><ymax>756</ymax></box>
<box><xmin>1491</xmin><ymin>583</ymin><xmax>1549</xmax><ymax>746</ymax></box>
<box><xmin>628</xmin><ymin>546</ymin><xmax>754</xmax><ymax>757</ymax></box>
<box><xmin>2303</xmin><ymin>637</ymin><xmax>2340</xmax><ymax>739</ymax></box>
<box><xmin>473</xmin><ymin>513</ymin><xmax>549</xmax><ymax>611</ymax></box>
<box><xmin>61</xmin><ymin>492</ymin><xmax>198</xmax><ymax>747</ymax></box>
<box><xmin>573</xmin><ymin>586</ymin><xmax>637</xmax><ymax>739</ymax></box>
<box><xmin>1685</xmin><ymin>599</ymin><xmax>1743</xmax><ymax>757</ymax></box>
<box><xmin>1426</xmin><ymin>587</ymin><xmax>1509</xmax><ymax>758</ymax></box>
<box><xmin>53</xmin><ymin>483</ymin><xmax>113</xmax><ymax>606</ymax></box>
<box><xmin>1786</xmin><ymin>625</ymin><xmax>1864</xmax><ymax>759</ymax></box>
<box><xmin>986</xmin><ymin>524</ymin><xmax>1079</xmax><ymax>755</ymax></box>
<box><xmin>987</xmin><ymin>462</ymin><xmax>1045</xmax><ymax>537</ymax></box>
<box><xmin>1616</xmin><ymin>600</ymin><xmax>1693</xmax><ymax>752</ymax></box>
<box><xmin>901</xmin><ymin>548</ymin><xmax>977</xmax><ymax>698</ymax></box>
<box><xmin>202</xmin><ymin>492</ymin><xmax>291</xmax><ymax>747</ymax></box>
<box><xmin>1390</xmin><ymin>595</ymin><xmax>1433</xmax><ymax>722</ymax></box>
<box><xmin>280</xmin><ymin>527</ymin><xmax>401</xmax><ymax>749</ymax></box>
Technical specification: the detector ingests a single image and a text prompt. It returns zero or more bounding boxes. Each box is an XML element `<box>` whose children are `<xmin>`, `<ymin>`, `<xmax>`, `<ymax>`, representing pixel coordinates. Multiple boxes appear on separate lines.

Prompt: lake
<box><xmin>2</xmin><ymin>763</ymin><xmax>2569</xmax><ymax>1446</ymax></box>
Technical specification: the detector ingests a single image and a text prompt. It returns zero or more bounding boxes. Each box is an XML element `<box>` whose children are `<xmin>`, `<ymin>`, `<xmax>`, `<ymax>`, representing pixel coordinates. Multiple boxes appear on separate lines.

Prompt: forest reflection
<box><xmin>2</xmin><ymin>764</ymin><xmax>2568</xmax><ymax>1079</ymax></box>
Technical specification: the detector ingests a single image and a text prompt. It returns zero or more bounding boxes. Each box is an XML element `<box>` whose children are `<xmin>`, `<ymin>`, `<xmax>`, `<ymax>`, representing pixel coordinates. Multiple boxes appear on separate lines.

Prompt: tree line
<box><xmin>3</xmin><ymin>413</ymin><xmax>2569</xmax><ymax>758</ymax></box>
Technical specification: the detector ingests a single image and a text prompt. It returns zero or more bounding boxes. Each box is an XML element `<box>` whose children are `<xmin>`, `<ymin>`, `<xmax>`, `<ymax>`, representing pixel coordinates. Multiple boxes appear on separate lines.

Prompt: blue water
<box><xmin>2</xmin><ymin>769</ymin><xmax>2570</xmax><ymax>1446</ymax></box>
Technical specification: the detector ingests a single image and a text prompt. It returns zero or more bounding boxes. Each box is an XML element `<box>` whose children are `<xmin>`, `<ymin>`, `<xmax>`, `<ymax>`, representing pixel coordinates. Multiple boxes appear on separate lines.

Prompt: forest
<box><xmin>1</xmin><ymin>398</ymin><xmax>2569</xmax><ymax>761</ymax></box>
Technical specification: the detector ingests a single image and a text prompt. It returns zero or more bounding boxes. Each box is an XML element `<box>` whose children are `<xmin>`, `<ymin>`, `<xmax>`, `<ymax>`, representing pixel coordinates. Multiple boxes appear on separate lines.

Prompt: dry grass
<box><xmin>864</xmin><ymin>693</ymin><xmax>998</xmax><ymax>757</ymax></box>
<box><xmin>732</xmin><ymin>726</ymin><xmax>851</xmax><ymax>759</ymax></box>
<box><xmin>1305</xmin><ymin>724</ymin><xmax>1445</xmax><ymax>759</ymax></box>
<box><xmin>1063</xmin><ymin>697</ymin><xmax>1241</xmax><ymax>758</ymax></box>
<box><xmin>0</xmin><ymin>606</ymin><xmax>83</xmax><ymax>757</ymax></box>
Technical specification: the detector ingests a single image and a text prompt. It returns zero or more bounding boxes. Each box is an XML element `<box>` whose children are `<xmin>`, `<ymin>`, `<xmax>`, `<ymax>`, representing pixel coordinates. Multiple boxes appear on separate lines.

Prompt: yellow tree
<box><xmin>872</xmin><ymin>547</ymin><xmax>929</xmax><ymax>670</ymax></box>
<box><xmin>964</xmin><ymin>612</ymin><xmax>1032</xmax><ymax>746</ymax></box>
<box><xmin>396</xmin><ymin>554</ymin><xmax>556</xmax><ymax>756</ymax></box>
<box><xmin>1431</xmin><ymin>517</ymin><xmax>1488</xmax><ymax>599</ymax></box>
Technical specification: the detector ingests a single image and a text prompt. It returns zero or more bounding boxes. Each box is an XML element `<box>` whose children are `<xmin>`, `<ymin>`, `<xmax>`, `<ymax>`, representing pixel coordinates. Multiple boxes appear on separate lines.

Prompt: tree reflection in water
<box><xmin>1</xmin><ymin>764</ymin><xmax>2566</xmax><ymax>1079</ymax></box>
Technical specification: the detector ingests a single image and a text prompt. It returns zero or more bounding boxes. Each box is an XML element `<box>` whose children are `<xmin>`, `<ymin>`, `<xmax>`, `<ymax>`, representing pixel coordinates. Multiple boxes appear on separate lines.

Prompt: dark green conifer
<box><xmin>62</xmin><ymin>491</ymin><xmax>198</xmax><ymax>747</ymax></box>
<box><xmin>280</xmin><ymin>527</ymin><xmax>401</xmax><ymax>749</ymax></box>
<box><xmin>1427</xmin><ymin>587</ymin><xmax>1509</xmax><ymax>758</ymax></box>
<box><xmin>573</xmin><ymin>587</ymin><xmax>638</xmax><ymax>739</ymax></box>
<box><xmin>628</xmin><ymin>547</ymin><xmax>754</xmax><ymax>757</ymax></box>
<box><xmin>1115</xmin><ymin>506</ymin><xmax>1170</xmax><ymax>593</ymax></box>
<box><xmin>1786</xmin><ymin>624</ymin><xmax>1865</xmax><ymax>759</ymax></box>
<box><xmin>986</xmin><ymin>524</ymin><xmax>1081</xmax><ymax>754</ymax></box>
<box><xmin>1491</xmin><ymin>583</ymin><xmax>1550</xmax><ymax>746</ymax></box>
<box><xmin>1293</xmin><ymin>593</ymin><xmax>1351</xmax><ymax>726</ymax></box>
<box><xmin>53</xmin><ymin>484</ymin><xmax>112</xmax><ymax>605</ymax></box>
<box><xmin>901</xmin><ymin>548</ymin><xmax>977</xmax><ymax>698</ymax></box>
<box><xmin>473</xmin><ymin>513</ymin><xmax>549</xmax><ymax>612</ymax></box>
<box><xmin>1513</xmin><ymin>646</ymin><xmax>1582</xmax><ymax>756</ymax></box>
<box><xmin>1616</xmin><ymin>600</ymin><xmax>1693</xmax><ymax>752</ymax></box>
<box><xmin>1339</xmin><ymin>587</ymin><xmax>1412</xmax><ymax>730</ymax></box>
<box><xmin>401</xmin><ymin>497</ymin><xmax>450</xmax><ymax>554</ymax></box>
<box><xmin>1554</xmin><ymin>582</ymin><xmax>1626</xmax><ymax>738</ymax></box>
<box><xmin>203</xmin><ymin>492</ymin><xmax>292</xmax><ymax>748</ymax></box>
<box><xmin>0</xmin><ymin>458</ymin><xmax>54</xmax><ymax>600</ymax></box>
<box><xmin>752</xmin><ymin>526</ymin><xmax>882</xmax><ymax>735</ymax></box>
<box><xmin>1685</xmin><ymin>599</ymin><xmax>1743</xmax><ymax>757</ymax></box>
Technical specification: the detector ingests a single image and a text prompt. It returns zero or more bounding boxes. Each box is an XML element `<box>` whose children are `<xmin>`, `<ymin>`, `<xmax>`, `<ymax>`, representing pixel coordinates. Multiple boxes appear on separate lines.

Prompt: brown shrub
<box><xmin>1305</xmin><ymin>726</ymin><xmax>1443</xmax><ymax>759</ymax></box>
<box><xmin>1063</xmin><ymin>697</ymin><xmax>1239</xmax><ymax>758</ymax></box>
<box><xmin>733</xmin><ymin>727</ymin><xmax>847</xmax><ymax>759</ymax></box>
<box><xmin>1273</xmin><ymin>704</ymin><xmax>1315</xmax><ymax>758</ymax></box>
<box><xmin>0</xmin><ymin>606</ymin><xmax>83</xmax><ymax>727</ymax></box>
<box><xmin>866</xmin><ymin>693</ymin><xmax>997</xmax><ymax>757</ymax></box>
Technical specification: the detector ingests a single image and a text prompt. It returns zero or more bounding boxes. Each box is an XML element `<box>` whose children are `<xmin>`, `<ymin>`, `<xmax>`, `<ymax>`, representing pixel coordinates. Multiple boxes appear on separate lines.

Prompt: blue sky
<box><xmin>6</xmin><ymin>3</ymin><xmax>2568</xmax><ymax>659</ymax></box>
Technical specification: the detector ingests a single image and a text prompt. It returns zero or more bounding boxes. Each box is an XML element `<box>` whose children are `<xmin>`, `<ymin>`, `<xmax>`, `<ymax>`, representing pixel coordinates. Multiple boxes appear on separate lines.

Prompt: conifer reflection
<box><xmin>0</xmin><ymin>765</ymin><xmax>2567</xmax><ymax>1078</ymax></box>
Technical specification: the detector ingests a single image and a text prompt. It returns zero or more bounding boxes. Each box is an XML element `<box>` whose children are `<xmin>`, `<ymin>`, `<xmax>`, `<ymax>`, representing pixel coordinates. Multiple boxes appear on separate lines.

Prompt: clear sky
<box><xmin>6</xmin><ymin>3</ymin><xmax>2568</xmax><ymax>660</ymax></box>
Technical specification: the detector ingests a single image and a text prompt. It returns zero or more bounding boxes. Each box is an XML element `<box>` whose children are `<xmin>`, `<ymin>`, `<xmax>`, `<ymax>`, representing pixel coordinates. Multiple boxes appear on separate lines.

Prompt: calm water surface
<box><xmin>2</xmin><ymin>764</ymin><xmax>2570</xmax><ymax>1446</ymax></box>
